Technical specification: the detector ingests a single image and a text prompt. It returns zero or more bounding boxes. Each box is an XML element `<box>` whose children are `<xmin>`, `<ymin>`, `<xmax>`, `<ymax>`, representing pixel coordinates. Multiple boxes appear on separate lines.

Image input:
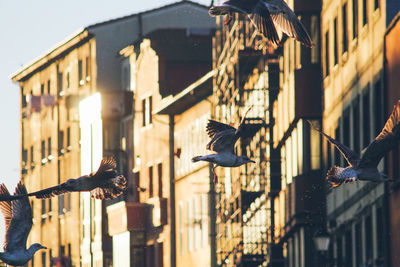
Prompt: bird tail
<box><xmin>192</xmin><ymin>156</ymin><xmax>204</xmax><ymax>163</ymax></box>
<box><xmin>209</xmin><ymin>6</ymin><xmax>231</xmax><ymax>16</ymax></box>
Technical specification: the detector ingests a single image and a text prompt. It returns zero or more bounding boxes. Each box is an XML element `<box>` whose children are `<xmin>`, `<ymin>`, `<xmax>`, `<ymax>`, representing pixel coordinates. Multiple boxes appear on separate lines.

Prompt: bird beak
<box><xmin>250</xmin><ymin>160</ymin><xmax>256</xmax><ymax>163</ymax></box>
<box><xmin>42</xmin><ymin>246</ymin><xmax>47</xmax><ymax>249</ymax></box>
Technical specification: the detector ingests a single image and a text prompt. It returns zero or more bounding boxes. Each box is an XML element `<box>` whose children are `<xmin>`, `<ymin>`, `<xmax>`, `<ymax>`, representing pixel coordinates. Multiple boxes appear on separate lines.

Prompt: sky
<box><xmin>0</xmin><ymin>0</ymin><xmax>210</xmax><ymax>248</ymax></box>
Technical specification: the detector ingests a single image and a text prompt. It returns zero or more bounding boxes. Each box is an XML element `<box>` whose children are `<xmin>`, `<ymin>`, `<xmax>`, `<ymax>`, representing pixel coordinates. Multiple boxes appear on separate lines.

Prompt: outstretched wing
<box><xmin>267</xmin><ymin>0</ymin><xmax>314</xmax><ymax>47</ymax></box>
<box><xmin>248</xmin><ymin>1</ymin><xmax>280</xmax><ymax>45</ymax></box>
<box><xmin>358</xmin><ymin>100</ymin><xmax>400</xmax><ymax>168</ymax></box>
<box><xmin>91</xmin><ymin>175</ymin><xmax>127</xmax><ymax>200</ymax></box>
<box><xmin>0</xmin><ymin>184</ymin><xmax>12</xmax><ymax>251</ymax></box>
<box><xmin>4</xmin><ymin>182</ymin><xmax>32</xmax><ymax>252</ymax></box>
<box><xmin>28</xmin><ymin>182</ymin><xmax>70</xmax><ymax>199</ymax></box>
<box><xmin>90</xmin><ymin>157</ymin><xmax>118</xmax><ymax>180</ymax></box>
<box><xmin>206</xmin><ymin>120</ymin><xmax>237</xmax><ymax>153</ymax></box>
<box><xmin>308</xmin><ymin>121</ymin><xmax>360</xmax><ymax>166</ymax></box>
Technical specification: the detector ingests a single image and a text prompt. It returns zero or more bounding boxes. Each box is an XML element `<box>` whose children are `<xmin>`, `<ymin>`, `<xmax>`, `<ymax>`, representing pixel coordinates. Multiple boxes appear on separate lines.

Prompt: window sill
<box><xmin>373</xmin><ymin>8</ymin><xmax>381</xmax><ymax>23</ymax></box>
<box><xmin>361</xmin><ymin>24</ymin><xmax>369</xmax><ymax>39</ymax></box>
<box><xmin>341</xmin><ymin>51</ymin><xmax>349</xmax><ymax>65</ymax></box>
<box><xmin>350</xmin><ymin>38</ymin><xmax>358</xmax><ymax>53</ymax></box>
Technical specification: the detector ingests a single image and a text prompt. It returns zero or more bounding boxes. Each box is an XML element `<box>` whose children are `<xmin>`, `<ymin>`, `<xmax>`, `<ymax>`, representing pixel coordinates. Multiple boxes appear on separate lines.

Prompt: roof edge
<box><xmin>10</xmin><ymin>28</ymin><xmax>89</xmax><ymax>82</ymax></box>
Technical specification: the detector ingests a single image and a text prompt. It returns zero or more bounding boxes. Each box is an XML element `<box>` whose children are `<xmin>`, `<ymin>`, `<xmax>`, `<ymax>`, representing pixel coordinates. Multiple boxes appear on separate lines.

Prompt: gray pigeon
<box><xmin>192</xmin><ymin>108</ymin><xmax>255</xmax><ymax>183</ymax></box>
<box><xmin>0</xmin><ymin>182</ymin><xmax>46</xmax><ymax>266</ymax></box>
<box><xmin>209</xmin><ymin>0</ymin><xmax>314</xmax><ymax>47</ymax></box>
<box><xmin>310</xmin><ymin>100</ymin><xmax>400</xmax><ymax>188</ymax></box>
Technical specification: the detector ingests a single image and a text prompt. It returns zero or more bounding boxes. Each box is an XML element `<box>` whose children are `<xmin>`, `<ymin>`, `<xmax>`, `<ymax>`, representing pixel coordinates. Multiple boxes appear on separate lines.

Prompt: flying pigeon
<box><xmin>309</xmin><ymin>100</ymin><xmax>400</xmax><ymax>188</ymax></box>
<box><xmin>24</xmin><ymin>158</ymin><xmax>126</xmax><ymax>200</ymax></box>
<box><xmin>0</xmin><ymin>182</ymin><xmax>46</xmax><ymax>266</ymax></box>
<box><xmin>192</xmin><ymin>107</ymin><xmax>255</xmax><ymax>183</ymax></box>
<box><xmin>209</xmin><ymin>0</ymin><xmax>314</xmax><ymax>47</ymax></box>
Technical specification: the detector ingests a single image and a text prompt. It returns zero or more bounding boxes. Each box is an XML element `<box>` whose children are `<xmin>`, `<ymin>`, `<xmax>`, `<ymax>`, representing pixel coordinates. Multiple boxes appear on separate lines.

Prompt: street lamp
<box><xmin>313</xmin><ymin>229</ymin><xmax>331</xmax><ymax>252</ymax></box>
<box><xmin>313</xmin><ymin>229</ymin><xmax>331</xmax><ymax>267</ymax></box>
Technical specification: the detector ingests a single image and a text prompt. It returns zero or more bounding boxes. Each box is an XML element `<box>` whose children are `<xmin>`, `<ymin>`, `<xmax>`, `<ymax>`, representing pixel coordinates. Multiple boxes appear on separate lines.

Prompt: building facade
<box><xmin>322</xmin><ymin>0</ymin><xmax>399</xmax><ymax>265</ymax></box>
<box><xmin>385</xmin><ymin>11</ymin><xmax>400</xmax><ymax>267</ymax></box>
<box><xmin>106</xmin><ymin>6</ymin><xmax>215</xmax><ymax>267</ymax></box>
<box><xmin>11</xmin><ymin>2</ymin><xmax>215</xmax><ymax>267</ymax></box>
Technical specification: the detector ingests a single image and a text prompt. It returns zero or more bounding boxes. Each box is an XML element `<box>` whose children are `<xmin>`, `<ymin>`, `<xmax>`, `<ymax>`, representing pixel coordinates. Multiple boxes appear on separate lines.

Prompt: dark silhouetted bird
<box><xmin>310</xmin><ymin>100</ymin><xmax>400</xmax><ymax>188</ymax></box>
<box><xmin>209</xmin><ymin>0</ymin><xmax>314</xmax><ymax>47</ymax></box>
<box><xmin>0</xmin><ymin>182</ymin><xmax>46</xmax><ymax>266</ymax></box>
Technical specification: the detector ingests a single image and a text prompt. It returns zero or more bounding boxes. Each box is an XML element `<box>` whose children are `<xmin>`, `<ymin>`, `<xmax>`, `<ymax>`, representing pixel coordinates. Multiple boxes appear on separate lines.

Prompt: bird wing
<box><xmin>0</xmin><ymin>184</ymin><xmax>12</xmax><ymax>251</ymax></box>
<box><xmin>27</xmin><ymin>183</ymin><xmax>70</xmax><ymax>199</ymax></box>
<box><xmin>206</xmin><ymin>129</ymin><xmax>238</xmax><ymax>153</ymax></box>
<box><xmin>206</xmin><ymin>120</ymin><xmax>237</xmax><ymax>139</ymax></box>
<box><xmin>4</xmin><ymin>182</ymin><xmax>32</xmax><ymax>252</ymax></box>
<box><xmin>91</xmin><ymin>175</ymin><xmax>127</xmax><ymax>200</ymax></box>
<box><xmin>248</xmin><ymin>1</ymin><xmax>281</xmax><ymax>46</ymax></box>
<box><xmin>266</xmin><ymin>0</ymin><xmax>314</xmax><ymax>47</ymax></box>
<box><xmin>358</xmin><ymin>100</ymin><xmax>400</xmax><ymax>168</ymax></box>
<box><xmin>89</xmin><ymin>157</ymin><xmax>118</xmax><ymax>180</ymax></box>
<box><xmin>308</xmin><ymin>121</ymin><xmax>360</xmax><ymax>166</ymax></box>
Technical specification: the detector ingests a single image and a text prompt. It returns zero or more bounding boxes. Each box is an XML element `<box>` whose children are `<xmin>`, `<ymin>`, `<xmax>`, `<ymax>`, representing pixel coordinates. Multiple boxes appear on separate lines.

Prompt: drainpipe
<box><xmin>209</xmin><ymin>163</ymin><xmax>217</xmax><ymax>267</ymax></box>
<box><xmin>169</xmin><ymin>114</ymin><xmax>176</xmax><ymax>267</ymax></box>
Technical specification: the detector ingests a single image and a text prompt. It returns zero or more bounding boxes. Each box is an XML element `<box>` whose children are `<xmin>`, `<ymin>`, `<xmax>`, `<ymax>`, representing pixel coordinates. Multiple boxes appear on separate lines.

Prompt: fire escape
<box><xmin>212</xmin><ymin>14</ymin><xmax>283</xmax><ymax>267</ymax></box>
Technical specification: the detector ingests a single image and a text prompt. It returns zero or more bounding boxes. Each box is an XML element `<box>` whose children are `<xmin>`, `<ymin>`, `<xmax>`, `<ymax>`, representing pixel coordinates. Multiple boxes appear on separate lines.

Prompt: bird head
<box><xmin>28</xmin><ymin>243</ymin><xmax>47</xmax><ymax>256</ymax></box>
<box><xmin>240</xmin><ymin>156</ymin><xmax>256</xmax><ymax>165</ymax></box>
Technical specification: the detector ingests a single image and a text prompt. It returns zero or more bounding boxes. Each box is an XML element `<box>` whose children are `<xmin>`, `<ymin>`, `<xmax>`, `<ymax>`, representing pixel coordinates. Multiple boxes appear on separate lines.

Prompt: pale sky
<box><xmin>0</xmin><ymin>0</ymin><xmax>210</xmax><ymax>249</ymax></box>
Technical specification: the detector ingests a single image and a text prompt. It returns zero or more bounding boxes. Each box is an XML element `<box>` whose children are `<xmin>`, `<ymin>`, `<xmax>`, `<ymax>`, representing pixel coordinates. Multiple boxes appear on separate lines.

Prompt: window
<box><xmin>149</xmin><ymin>166</ymin><xmax>153</xmax><ymax>198</ymax></box>
<box><xmin>57</xmin><ymin>71</ymin><xmax>63</xmax><ymax>95</ymax></box>
<box><xmin>343</xmin><ymin>3</ymin><xmax>348</xmax><ymax>53</ymax></box>
<box><xmin>365</xmin><ymin>214</ymin><xmax>373</xmax><ymax>263</ymax></box>
<box><xmin>21</xmin><ymin>87</ymin><xmax>27</xmax><ymax>108</ymax></box>
<box><xmin>345</xmin><ymin>229</ymin><xmax>353</xmax><ymax>267</ymax></box>
<box><xmin>30</xmin><ymin>145</ymin><xmax>35</xmax><ymax>168</ymax></box>
<box><xmin>343</xmin><ymin>110</ymin><xmax>350</xmax><ymax>148</ymax></box>
<box><xmin>47</xmin><ymin>80</ymin><xmax>51</xmax><ymax>95</ymax></box>
<box><xmin>374</xmin><ymin>0</ymin><xmax>379</xmax><ymax>10</ymax></box>
<box><xmin>41</xmin><ymin>140</ymin><xmax>46</xmax><ymax>165</ymax></box>
<box><xmin>355</xmin><ymin>222</ymin><xmax>362</xmax><ymax>266</ymax></box>
<box><xmin>362</xmin><ymin>91</ymin><xmax>370</xmax><ymax>148</ymax></box>
<box><xmin>335</xmin><ymin>125</ymin><xmax>341</xmax><ymax>165</ymax></box>
<box><xmin>311</xmin><ymin>15</ymin><xmax>319</xmax><ymax>64</ymax></box>
<box><xmin>78</xmin><ymin>59</ymin><xmax>84</xmax><ymax>86</ymax></box>
<box><xmin>42</xmin><ymin>251</ymin><xmax>47</xmax><ymax>267</ymax></box>
<box><xmin>67</xmin><ymin>127</ymin><xmax>71</xmax><ymax>151</ymax></box>
<box><xmin>66</xmin><ymin>72</ymin><xmax>70</xmax><ymax>89</ymax></box>
<box><xmin>134</xmin><ymin>171</ymin><xmax>140</xmax><ymax>202</ymax></box>
<box><xmin>333</xmin><ymin>17</ymin><xmax>338</xmax><ymax>65</ymax></box>
<box><xmin>362</xmin><ymin>0</ymin><xmax>368</xmax><ymax>26</ymax></box>
<box><xmin>48</xmin><ymin>198</ymin><xmax>52</xmax><ymax>213</ymax></box>
<box><xmin>142</xmin><ymin>96</ymin><xmax>153</xmax><ymax>126</ymax></box>
<box><xmin>179</xmin><ymin>202</ymin><xmax>184</xmax><ymax>254</ymax></box>
<box><xmin>324</xmin><ymin>31</ymin><xmax>330</xmax><ymax>77</ymax></box>
<box><xmin>187</xmin><ymin>201</ymin><xmax>192</xmax><ymax>251</ymax></box>
<box><xmin>352</xmin><ymin>97</ymin><xmax>360</xmax><ymax>153</ymax></box>
<box><xmin>374</xmin><ymin>79</ymin><xmax>383</xmax><ymax>135</ymax></box>
<box><xmin>85</xmin><ymin>56</ymin><xmax>91</xmax><ymax>81</ymax></box>
<box><xmin>41</xmin><ymin>83</ymin><xmax>45</xmax><ymax>95</ymax></box>
<box><xmin>336</xmin><ymin>236</ymin><xmax>343</xmax><ymax>266</ymax></box>
<box><xmin>41</xmin><ymin>199</ymin><xmax>46</xmax><ymax>222</ymax></box>
<box><xmin>59</xmin><ymin>195</ymin><xmax>65</xmax><ymax>215</ymax></box>
<box><xmin>310</xmin><ymin>120</ymin><xmax>321</xmax><ymax>170</ymax></box>
<box><xmin>58</xmin><ymin>131</ymin><xmax>64</xmax><ymax>155</ymax></box>
<box><xmin>376</xmin><ymin>206</ymin><xmax>384</xmax><ymax>259</ymax></box>
<box><xmin>353</xmin><ymin>0</ymin><xmax>359</xmax><ymax>39</ymax></box>
<box><xmin>158</xmin><ymin>163</ymin><xmax>163</xmax><ymax>197</ymax></box>
<box><xmin>22</xmin><ymin>148</ymin><xmax>28</xmax><ymax>171</ymax></box>
<box><xmin>48</xmin><ymin>137</ymin><xmax>52</xmax><ymax>161</ymax></box>
<box><xmin>326</xmin><ymin>138</ymin><xmax>332</xmax><ymax>168</ymax></box>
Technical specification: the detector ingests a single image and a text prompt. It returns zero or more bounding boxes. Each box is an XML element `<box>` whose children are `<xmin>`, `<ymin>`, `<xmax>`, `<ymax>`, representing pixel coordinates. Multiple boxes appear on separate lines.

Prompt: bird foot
<box><xmin>224</xmin><ymin>15</ymin><xmax>233</xmax><ymax>25</ymax></box>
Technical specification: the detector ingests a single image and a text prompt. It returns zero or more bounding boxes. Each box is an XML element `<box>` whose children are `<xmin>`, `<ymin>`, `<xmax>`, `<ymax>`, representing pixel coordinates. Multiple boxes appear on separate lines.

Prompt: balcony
<box><xmin>107</xmin><ymin>201</ymin><xmax>150</xmax><ymax>236</ymax></box>
<box><xmin>147</xmin><ymin>196</ymin><xmax>168</xmax><ymax>227</ymax></box>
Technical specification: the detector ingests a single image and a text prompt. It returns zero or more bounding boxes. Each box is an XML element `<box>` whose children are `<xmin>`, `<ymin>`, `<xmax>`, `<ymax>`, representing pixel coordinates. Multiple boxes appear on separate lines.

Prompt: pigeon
<box><xmin>209</xmin><ymin>0</ymin><xmax>314</xmax><ymax>47</ymax></box>
<box><xmin>309</xmin><ymin>100</ymin><xmax>400</xmax><ymax>188</ymax></box>
<box><xmin>0</xmin><ymin>182</ymin><xmax>46</xmax><ymax>266</ymax></box>
<box><xmin>192</xmin><ymin>107</ymin><xmax>255</xmax><ymax>183</ymax></box>
<box><xmin>7</xmin><ymin>158</ymin><xmax>127</xmax><ymax>200</ymax></box>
